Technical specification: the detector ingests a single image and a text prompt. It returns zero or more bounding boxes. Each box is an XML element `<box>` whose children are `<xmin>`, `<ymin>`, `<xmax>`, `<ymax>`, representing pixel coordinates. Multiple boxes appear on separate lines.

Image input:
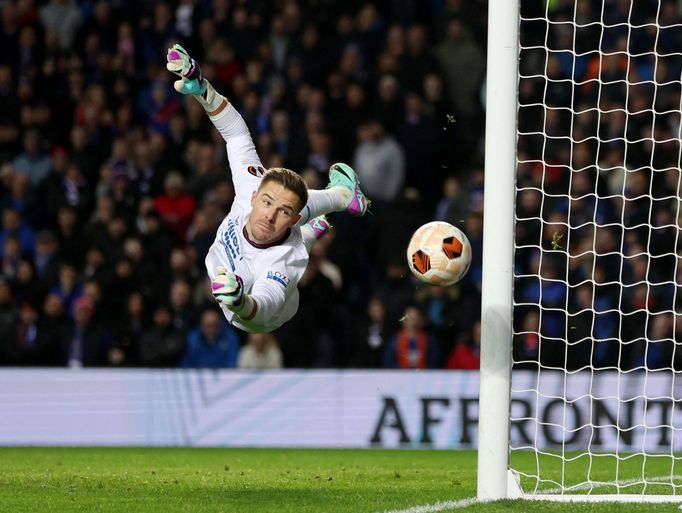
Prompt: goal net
<box><xmin>507</xmin><ymin>0</ymin><xmax>682</xmax><ymax>501</ymax></box>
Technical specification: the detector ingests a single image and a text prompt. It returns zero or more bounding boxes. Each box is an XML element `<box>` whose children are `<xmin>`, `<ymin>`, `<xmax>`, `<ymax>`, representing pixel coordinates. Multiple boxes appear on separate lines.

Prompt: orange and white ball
<box><xmin>406</xmin><ymin>221</ymin><xmax>472</xmax><ymax>286</ymax></box>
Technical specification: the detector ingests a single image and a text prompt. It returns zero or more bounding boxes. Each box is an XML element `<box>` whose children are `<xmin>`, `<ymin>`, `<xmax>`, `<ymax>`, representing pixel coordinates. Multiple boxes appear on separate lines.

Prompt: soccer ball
<box><xmin>406</xmin><ymin>221</ymin><xmax>472</xmax><ymax>286</ymax></box>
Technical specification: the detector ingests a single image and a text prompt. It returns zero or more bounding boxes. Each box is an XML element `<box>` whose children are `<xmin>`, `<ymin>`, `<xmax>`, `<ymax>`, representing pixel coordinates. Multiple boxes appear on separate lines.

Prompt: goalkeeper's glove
<box><xmin>166</xmin><ymin>43</ymin><xmax>225</xmax><ymax>112</ymax></box>
<box><xmin>211</xmin><ymin>266</ymin><xmax>255</xmax><ymax>318</ymax></box>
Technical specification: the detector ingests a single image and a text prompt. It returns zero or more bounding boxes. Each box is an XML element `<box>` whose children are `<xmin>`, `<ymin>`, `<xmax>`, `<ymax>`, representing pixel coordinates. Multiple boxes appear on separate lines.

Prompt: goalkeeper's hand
<box><xmin>211</xmin><ymin>267</ymin><xmax>254</xmax><ymax>318</ymax></box>
<box><xmin>212</xmin><ymin>266</ymin><xmax>244</xmax><ymax>307</ymax></box>
<box><xmin>166</xmin><ymin>43</ymin><xmax>224</xmax><ymax>112</ymax></box>
<box><xmin>166</xmin><ymin>43</ymin><xmax>206</xmax><ymax>96</ymax></box>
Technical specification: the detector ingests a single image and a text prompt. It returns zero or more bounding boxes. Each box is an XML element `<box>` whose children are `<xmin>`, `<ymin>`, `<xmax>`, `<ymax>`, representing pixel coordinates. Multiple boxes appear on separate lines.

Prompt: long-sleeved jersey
<box><xmin>204</xmin><ymin>103</ymin><xmax>308</xmax><ymax>333</ymax></box>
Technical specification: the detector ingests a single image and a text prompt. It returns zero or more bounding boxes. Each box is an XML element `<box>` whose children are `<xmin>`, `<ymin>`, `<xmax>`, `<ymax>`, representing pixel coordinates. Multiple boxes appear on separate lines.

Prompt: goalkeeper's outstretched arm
<box><xmin>166</xmin><ymin>43</ymin><xmax>263</xmax><ymax>201</ymax></box>
<box><xmin>211</xmin><ymin>266</ymin><xmax>295</xmax><ymax>334</ymax></box>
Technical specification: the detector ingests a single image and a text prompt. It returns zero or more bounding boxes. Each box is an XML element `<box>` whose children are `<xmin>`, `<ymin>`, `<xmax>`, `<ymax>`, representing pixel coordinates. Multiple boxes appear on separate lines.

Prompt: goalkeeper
<box><xmin>166</xmin><ymin>44</ymin><xmax>369</xmax><ymax>333</ymax></box>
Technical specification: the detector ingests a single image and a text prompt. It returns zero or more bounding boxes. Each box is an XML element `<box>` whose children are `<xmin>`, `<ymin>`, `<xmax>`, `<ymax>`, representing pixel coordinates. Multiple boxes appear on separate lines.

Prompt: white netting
<box><xmin>511</xmin><ymin>0</ymin><xmax>682</xmax><ymax>497</ymax></box>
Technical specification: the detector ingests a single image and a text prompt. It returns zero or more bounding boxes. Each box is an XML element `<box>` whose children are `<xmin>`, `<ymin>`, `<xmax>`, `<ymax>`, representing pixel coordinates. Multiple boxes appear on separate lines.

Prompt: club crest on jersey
<box><xmin>266</xmin><ymin>271</ymin><xmax>289</xmax><ymax>287</ymax></box>
<box><xmin>247</xmin><ymin>165</ymin><xmax>266</xmax><ymax>177</ymax></box>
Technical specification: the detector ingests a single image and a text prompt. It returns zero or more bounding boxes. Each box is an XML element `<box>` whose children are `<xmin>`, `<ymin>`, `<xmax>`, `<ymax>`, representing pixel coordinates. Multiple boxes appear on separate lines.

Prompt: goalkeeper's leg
<box><xmin>301</xmin><ymin>215</ymin><xmax>331</xmax><ymax>252</ymax></box>
<box><xmin>298</xmin><ymin>163</ymin><xmax>370</xmax><ymax>224</ymax></box>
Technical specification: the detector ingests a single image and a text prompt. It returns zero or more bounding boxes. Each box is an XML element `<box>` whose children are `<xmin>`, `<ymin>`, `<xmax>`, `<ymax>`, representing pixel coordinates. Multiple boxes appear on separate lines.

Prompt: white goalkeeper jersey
<box><xmin>204</xmin><ymin>103</ymin><xmax>308</xmax><ymax>333</ymax></box>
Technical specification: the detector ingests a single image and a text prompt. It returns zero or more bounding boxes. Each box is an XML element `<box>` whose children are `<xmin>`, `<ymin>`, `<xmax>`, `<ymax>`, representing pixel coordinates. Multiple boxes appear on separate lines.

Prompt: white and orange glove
<box><xmin>166</xmin><ymin>43</ymin><xmax>224</xmax><ymax>112</ymax></box>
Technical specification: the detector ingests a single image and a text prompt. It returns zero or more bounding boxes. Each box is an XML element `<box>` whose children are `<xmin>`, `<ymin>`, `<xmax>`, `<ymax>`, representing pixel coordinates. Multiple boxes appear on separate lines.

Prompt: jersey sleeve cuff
<box><xmin>235</xmin><ymin>295</ymin><xmax>258</xmax><ymax>321</ymax></box>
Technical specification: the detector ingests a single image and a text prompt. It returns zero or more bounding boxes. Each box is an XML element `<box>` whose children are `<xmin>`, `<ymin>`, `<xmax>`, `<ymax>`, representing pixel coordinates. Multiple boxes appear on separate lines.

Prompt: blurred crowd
<box><xmin>0</xmin><ymin>0</ymin><xmax>488</xmax><ymax>370</ymax></box>
<box><xmin>0</xmin><ymin>0</ymin><xmax>678</xmax><ymax>372</ymax></box>
<box><xmin>514</xmin><ymin>0</ymin><xmax>682</xmax><ymax>372</ymax></box>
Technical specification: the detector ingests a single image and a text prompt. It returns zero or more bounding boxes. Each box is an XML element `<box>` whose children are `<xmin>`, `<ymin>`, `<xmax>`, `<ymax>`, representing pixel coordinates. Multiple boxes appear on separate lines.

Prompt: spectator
<box><xmin>138</xmin><ymin>208</ymin><xmax>173</xmax><ymax>274</ymax></box>
<box><xmin>1</xmin><ymin>171</ymin><xmax>39</xmax><ymax>227</ymax></box>
<box><xmin>434</xmin><ymin>17</ymin><xmax>485</xmax><ymax>128</ymax></box>
<box><xmin>40</xmin><ymin>146</ymin><xmax>71</xmax><ymax>220</ymax></box>
<box><xmin>113</xmin><ymin>291</ymin><xmax>150</xmax><ymax>366</ymax></box>
<box><xmin>518</xmin><ymin>256</ymin><xmax>570</xmax><ymax>369</ymax></box>
<box><xmin>434</xmin><ymin>175</ymin><xmax>469</xmax><ymax>225</ymax></box>
<box><xmin>0</xmin><ymin>65</ymin><xmax>20</xmax><ymax>161</ymax></box>
<box><xmin>369</xmin><ymin>187</ymin><xmax>430</xmax><ymax>281</ymax></box>
<box><xmin>2</xmin><ymin>302</ymin><xmax>40</xmax><ymax>365</ymax></box>
<box><xmin>415</xmin><ymin>284</ymin><xmax>459</xmax><ymax>353</ymax></box>
<box><xmin>54</xmin><ymin>205</ymin><xmax>85</xmax><ymax>266</ymax></box>
<box><xmin>49</xmin><ymin>262</ymin><xmax>82</xmax><ymax>317</ymax></box>
<box><xmin>400</xmin><ymin>25</ymin><xmax>439</xmax><ymax>92</ymax></box>
<box><xmin>445</xmin><ymin>320</ymin><xmax>480</xmax><ymax>370</ymax></box>
<box><xmin>82</xmin><ymin>245</ymin><xmax>111</xmax><ymax>289</ymax></box>
<box><xmin>352</xmin><ymin>118</ymin><xmax>405</xmax><ymax>207</ymax></box>
<box><xmin>373</xmin><ymin>258</ymin><xmax>418</xmax><ymax>338</ymax></box>
<box><xmin>186</xmin><ymin>210</ymin><xmax>218</xmax><ymax>267</ymax></box>
<box><xmin>642</xmin><ymin>313</ymin><xmax>675</xmax><ymax>371</ymax></box>
<box><xmin>185</xmin><ymin>142</ymin><xmax>222</xmax><ymax>201</ymax></box>
<box><xmin>353</xmin><ymin>296</ymin><xmax>390</xmax><ymax>368</ymax></box>
<box><xmin>33</xmin><ymin>230</ymin><xmax>60</xmax><ymax>286</ymax></box>
<box><xmin>383</xmin><ymin>305</ymin><xmax>440</xmax><ymax>369</ymax></box>
<box><xmin>513</xmin><ymin>310</ymin><xmax>540</xmax><ymax>368</ymax></box>
<box><xmin>39</xmin><ymin>0</ymin><xmax>83</xmax><ymax>51</ymax></box>
<box><xmin>328</xmin><ymin>81</ymin><xmax>369</xmax><ymax>160</ymax></box>
<box><xmin>105</xmin><ymin>162</ymin><xmax>139</xmax><ymax>219</ymax></box>
<box><xmin>0</xmin><ymin>207</ymin><xmax>35</xmax><ymax>259</ymax></box>
<box><xmin>13</xmin><ymin>258</ymin><xmax>45</xmax><ymax>309</ymax></box>
<box><xmin>75</xmin><ymin>0</ymin><xmax>117</xmax><ymax>55</ymax></box>
<box><xmin>181</xmin><ymin>309</ymin><xmax>240</xmax><ymax>369</ymax></box>
<box><xmin>397</xmin><ymin>92</ymin><xmax>439</xmax><ymax>202</ymax></box>
<box><xmin>1</xmin><ymin>235</ymin><xmax>21</xmax><ymax>280</ymax></box>
<box><xmin>137</xmin><ymin>80</ymin><xmax>182</xmax><ymax>135</ymax></box>
<box><xmin>372</xmin><ymin>74</ymin><xmax>403</xmax><ymax>134</ymax></box>
<box><xmin>0</xmin><ymin>278</ymin><xmax>19</xmax><ymax>363</ymax></box>
<box><xmin>68</xmin><ymin>125</ymin><xmax>99</xmax><ymax>184</ymax></box>
<box><xmin>13</xmin><ymin>129</ymin><xmax>51</xmax><ymax>187</ymax></box>
<box><xmin>138</xmin><ymin>304</ymin><xmax>186</xmax><ymax>367</ymax></box>
<box><xmin>570</xmin><ymin>283</ymin><xmax>617</xmax><ymax>370</ymax></box>
<box><xmin>33</xmin><ymin>293</ymin><xmax>70</xmax><ymax>366</ymax></box>
<box><xmin>462</xmin><ymin>212</ymin><xmax>483</xmax><ymax>290</ymax></box>
<box><xmin>169</xmin><ymin>279</ymin><xmax>198</xmax><ymax>336</ymax></box>
<box><xmin>63</xmin><ymin>295</ymin><xmax>114</xmax><ymax>367</ymax></box>
<box><xmin>122</xmin><ymin>235</ymin><xmax>159</xmax><ymax>297</ymax></box>
<box><xmin>237</xmin><ymin>332</ymin><xmax>284</xmax><ymax>369</ymax></box>
<box><xmin>154</xmin><ymin>172</ymin><xmax>197</xmax><ymax>245</ymax></box>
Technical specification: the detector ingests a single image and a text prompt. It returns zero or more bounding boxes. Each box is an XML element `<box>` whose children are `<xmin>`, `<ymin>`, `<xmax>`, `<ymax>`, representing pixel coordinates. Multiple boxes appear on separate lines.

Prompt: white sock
<box><xmin>301</xmin><ymin>224</ymin><xmax>316</xmax><ymax>252</ymax></box>
<box><xmin>299</xmin><ymin>187</ymin><xmax>349</xmax><ymax>224</ymax></box>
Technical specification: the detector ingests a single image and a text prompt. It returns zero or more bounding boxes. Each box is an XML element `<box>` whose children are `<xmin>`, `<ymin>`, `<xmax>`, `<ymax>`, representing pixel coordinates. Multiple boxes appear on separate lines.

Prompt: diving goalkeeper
<box><xmin>166</xmin><ymin>44</ymin><xmax>369</xmax><ymax>333</ymax></box>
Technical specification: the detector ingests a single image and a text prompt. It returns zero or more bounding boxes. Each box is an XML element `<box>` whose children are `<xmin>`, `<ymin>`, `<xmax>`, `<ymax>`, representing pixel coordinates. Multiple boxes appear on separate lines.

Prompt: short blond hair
<box><xmin>259</xmin><ymin>167</ymin><xmax>308</xmax><ymax>211</ymax></box>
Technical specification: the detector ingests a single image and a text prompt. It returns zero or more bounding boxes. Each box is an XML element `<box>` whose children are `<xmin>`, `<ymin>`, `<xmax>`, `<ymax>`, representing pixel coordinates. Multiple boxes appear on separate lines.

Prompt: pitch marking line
<box><xmin>540</xmin><ymin>474</ymin><xmax>682</xmax><ymax>495</ymax></box>
<box><xmin>378</xmin><ymin>475</ymin><xmax>682</xmax><ymax>513</ymax></box>
<box><xmin>379</xmin><ymin>497</ymin><xmax>479</xmax><ymax>513</ymax></box>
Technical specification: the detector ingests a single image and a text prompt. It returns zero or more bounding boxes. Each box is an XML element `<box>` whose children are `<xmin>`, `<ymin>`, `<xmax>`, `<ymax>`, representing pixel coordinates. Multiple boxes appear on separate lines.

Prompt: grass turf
<box><xmin>1</xmin><ymin>447</ymin><xmax>681</xmax><ymax>513</ymax></box>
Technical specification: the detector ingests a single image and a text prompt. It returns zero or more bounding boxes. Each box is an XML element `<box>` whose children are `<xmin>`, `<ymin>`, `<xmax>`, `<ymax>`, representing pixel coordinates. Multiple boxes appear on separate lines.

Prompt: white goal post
<box><xmin>477</xmin><ymin>0</ymin><xmax>518</xmax><ymax>501</ymax></box>
<box><xmin>479</xmin><ymin>0</ymin><xmax>682</xmax><ymax>503</ymax></box>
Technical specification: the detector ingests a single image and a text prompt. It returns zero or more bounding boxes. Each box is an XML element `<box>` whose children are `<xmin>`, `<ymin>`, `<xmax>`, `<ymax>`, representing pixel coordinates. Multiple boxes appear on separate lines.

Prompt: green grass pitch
<box><xmin>1</xmin><ymin>447</ymin><xmax>681</xmax><ymax>512</ymax></box>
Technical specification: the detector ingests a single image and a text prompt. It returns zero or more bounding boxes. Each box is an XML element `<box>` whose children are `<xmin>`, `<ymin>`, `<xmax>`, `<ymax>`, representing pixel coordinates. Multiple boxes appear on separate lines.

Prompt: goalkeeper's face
<box><xmin>247</xmin><ymin>182</ymin><xmax>302</xmax><ymax>245</ymax></box>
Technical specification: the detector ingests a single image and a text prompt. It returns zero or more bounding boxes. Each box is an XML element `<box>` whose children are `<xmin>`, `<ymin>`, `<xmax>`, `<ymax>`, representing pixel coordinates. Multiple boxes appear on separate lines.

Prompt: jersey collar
<box><xmin>243</xmin><ymin>225</ymin><xmax>291</xmax><ymax>249</ymax></box>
